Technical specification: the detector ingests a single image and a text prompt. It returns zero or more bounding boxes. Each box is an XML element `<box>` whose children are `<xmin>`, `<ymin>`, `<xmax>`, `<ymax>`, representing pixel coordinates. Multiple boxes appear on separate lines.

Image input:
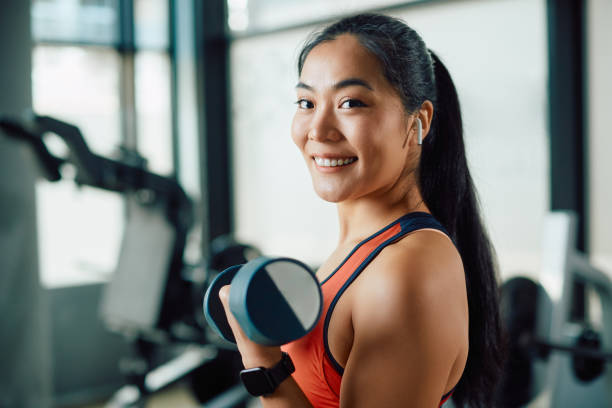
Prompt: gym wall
<box><xmin>588</xmin><ymin>0</ymin><xmax>612</xmax><ymax>277</ymax></box>
<box><xmin>0</xmin><ymin>3</ymin><xmax>52</xmax><ymax>407</ymax></box>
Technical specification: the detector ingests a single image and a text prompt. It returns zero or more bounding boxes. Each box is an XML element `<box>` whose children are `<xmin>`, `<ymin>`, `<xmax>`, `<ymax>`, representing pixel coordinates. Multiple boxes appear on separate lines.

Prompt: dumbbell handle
<box><xmin>533</xmin><ymin>338</ymin><xmax>612</xmax><ymax>361</ymax></box>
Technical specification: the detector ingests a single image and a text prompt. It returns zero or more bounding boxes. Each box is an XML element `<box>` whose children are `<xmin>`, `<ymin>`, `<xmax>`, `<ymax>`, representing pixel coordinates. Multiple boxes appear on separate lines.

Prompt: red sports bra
<box><xmin>282</xmin><ymin>212</ymin><xmax>456</xmax><ymax>407</ymax></box>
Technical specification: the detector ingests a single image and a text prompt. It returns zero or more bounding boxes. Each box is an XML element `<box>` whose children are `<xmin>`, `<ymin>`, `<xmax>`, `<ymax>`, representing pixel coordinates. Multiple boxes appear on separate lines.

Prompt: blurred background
<box><xmin>0</xmin><ymin>0</ymin><xmax>611</xmax><ymax>407</ymax></box>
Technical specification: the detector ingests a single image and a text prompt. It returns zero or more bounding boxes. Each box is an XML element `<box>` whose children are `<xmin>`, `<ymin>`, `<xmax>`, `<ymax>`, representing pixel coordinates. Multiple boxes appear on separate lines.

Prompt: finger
<box><xmin>218</xmin><ymin>285</ymin><xmax>282</xmax><ymax>368</ymax></box>
<box><xmin>218</xmin><ymin>285</ymin><xmax>252</xmax><ymax>346</ymax></box>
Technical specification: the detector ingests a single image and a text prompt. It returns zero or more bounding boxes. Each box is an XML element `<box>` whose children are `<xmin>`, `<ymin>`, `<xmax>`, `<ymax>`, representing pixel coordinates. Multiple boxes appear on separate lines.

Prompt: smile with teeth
<box><xmin>314</xmin><ymin>156</ymin><xmax>357</xmax><ymax>167</ymax></box>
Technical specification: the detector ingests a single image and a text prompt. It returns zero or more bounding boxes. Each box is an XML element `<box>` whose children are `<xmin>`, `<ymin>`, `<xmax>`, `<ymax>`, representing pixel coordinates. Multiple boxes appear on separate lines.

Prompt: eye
<box><xmin>295</xmin><ymin>99</ymin><xmax>314</xmax><ymax>109</ymax></box>
<box><xmin>340</xmin><ymin>99</ymin><xmax>367</xmax><ymax>109</ymax></box>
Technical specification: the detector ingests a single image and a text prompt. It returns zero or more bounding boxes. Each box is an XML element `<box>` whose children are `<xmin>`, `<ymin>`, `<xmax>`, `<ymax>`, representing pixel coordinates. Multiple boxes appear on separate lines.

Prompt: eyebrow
<box><xmin>295</xmin><ymin>77</ymin><xmax>374</xmax><ymax>91</ymax></box>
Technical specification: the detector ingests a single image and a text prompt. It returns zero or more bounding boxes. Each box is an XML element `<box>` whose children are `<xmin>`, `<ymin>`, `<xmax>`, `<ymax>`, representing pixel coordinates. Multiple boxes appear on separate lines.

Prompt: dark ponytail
<box><xmin>422</xmin><ymin>50</ymin><xmax>505</xmax><ymax>407</ymax></box>
<box><xmin>298</xmin><ymin>13</ymin><xmax>504</xmax><ymax>407</ymax></box>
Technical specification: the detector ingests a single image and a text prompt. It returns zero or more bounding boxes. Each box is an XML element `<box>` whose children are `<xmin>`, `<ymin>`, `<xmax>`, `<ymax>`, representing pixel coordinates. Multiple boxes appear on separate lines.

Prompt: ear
<box><xmin>416</xmin><ymin>100</ymin><xmax>434</xmax><ymax>144</ymax></box>
<box><xmin>404</xmin><ymin>100</ymin><xmax>434</xmax><ymax>148</ymax></box>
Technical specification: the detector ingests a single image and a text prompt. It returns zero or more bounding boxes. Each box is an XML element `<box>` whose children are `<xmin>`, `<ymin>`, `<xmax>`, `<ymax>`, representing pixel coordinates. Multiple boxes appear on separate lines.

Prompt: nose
<box><xmin>307</xmin><ymin>106</ymin><xmax>342</xmax><ymax>142</ymax></box>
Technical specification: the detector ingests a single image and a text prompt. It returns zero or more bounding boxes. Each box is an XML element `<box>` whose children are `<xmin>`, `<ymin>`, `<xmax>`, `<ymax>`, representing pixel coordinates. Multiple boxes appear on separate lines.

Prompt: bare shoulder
<box><xmin>351</xmin><ymin>229</ymin><xmax>468</xmax><ymax>345</ymax></box>
<box><xmin>340</xmin><ymin>230</ymin><xmax>469</xmax><ymax>406</ymax></box>
<box><xmin>356</xmin><ymin>229</ymin><xmax>465</xmax><ymax>306</ymax></box>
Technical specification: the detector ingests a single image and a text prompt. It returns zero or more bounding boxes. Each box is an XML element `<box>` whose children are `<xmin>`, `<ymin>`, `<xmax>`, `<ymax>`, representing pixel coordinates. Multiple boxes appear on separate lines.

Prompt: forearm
<box><xmin>260</xmin><ymin>376</ymin><xmax>313</xmax><ymax>408</ymax></box>
<box><xmin>218</xmin><ymin>286</ymin><xmax>312</xmax><ymax>407</ymax></box>
<box><xmin>242</xmin><ymin>352</ymin><xmax>312</xmax><ymax>408</ymax></box>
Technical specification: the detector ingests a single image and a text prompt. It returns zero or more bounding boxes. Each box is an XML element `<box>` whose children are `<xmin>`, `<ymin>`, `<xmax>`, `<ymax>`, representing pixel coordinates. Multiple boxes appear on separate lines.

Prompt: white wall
<box><xmin>393</xmin><ymin>0</ymin><xmax>549</xmax><ymax>278</ymax></box>
<box><xmin>588</xmin><ymin>0</ymin><xmax>612</xmax><ymax>275</ymax></box>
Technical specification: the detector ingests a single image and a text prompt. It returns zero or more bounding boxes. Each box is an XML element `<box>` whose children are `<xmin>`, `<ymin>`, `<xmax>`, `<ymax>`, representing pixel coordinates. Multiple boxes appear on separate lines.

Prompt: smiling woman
<box><xmin>222</xmin><ymin>13</ymin><xmax>504</xmax><ymax>408</ymax></box>
<box><xmin>291</xmin><ymin>34</ymin><xmax>428</xmax><ymax>205</ymax></box>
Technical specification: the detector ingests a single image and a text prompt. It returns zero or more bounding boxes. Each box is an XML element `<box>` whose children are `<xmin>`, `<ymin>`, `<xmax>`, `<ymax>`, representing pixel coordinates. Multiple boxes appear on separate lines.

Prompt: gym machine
<box><xmin>496</xmin><ymin>211</ymin><xmax>612</xmax><ymax>407</ymax></box>
<box><xmin>0</xmin><ymin>113</ymin><xmax>257</xmax><ymax>407</ymax></box>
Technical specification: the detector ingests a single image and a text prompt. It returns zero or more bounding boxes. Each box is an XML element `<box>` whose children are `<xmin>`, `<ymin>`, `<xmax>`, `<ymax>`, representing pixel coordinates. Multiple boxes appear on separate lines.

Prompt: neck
<box><xmin>335</xmin><ymin>181</ymin><xmax>428</xmax><ymax>246</ymax></box>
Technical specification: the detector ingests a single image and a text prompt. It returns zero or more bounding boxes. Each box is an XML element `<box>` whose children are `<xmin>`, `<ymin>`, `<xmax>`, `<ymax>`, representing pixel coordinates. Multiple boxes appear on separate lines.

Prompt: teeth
<box><xmin>314</xmin><ymin>157</ymin><xmax>356</xmax><ymax>167</ymax></box>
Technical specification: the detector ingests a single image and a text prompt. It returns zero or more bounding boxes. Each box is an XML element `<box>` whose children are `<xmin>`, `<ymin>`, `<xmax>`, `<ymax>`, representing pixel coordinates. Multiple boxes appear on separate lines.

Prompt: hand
<box><xmin>218</xmin><ymin>285</ymin><xmax>283</xmax><ymax>368</ymax></box>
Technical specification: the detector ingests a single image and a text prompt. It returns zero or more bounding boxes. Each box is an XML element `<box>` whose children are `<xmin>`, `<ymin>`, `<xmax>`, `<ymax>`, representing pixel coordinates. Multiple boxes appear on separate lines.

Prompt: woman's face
<box><xmin>291</xmin><ymin>34</ymin><xmax>418</xmax><ymax>204</ymax></box>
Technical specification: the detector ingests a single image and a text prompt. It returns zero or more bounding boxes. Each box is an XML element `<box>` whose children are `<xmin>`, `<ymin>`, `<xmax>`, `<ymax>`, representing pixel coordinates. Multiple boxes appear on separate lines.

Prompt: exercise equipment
<box><xmin>0</xmin><ymin>113</ymin><xmax>257</xmax><ymax>407</ymax></box>
<box><xmin>496</xmin><ymin>211</ymin><xmax>612</xmax><ymax>407</ymax></box>
<box><xmin>0</xmin><ymin>113</ymin><xmax>195</xmax><ymax>335</ymax></box>
<box><xmin>204</xmin><ymin>257</ymin><xmax>323</xmax><ymax>346</ymax></box>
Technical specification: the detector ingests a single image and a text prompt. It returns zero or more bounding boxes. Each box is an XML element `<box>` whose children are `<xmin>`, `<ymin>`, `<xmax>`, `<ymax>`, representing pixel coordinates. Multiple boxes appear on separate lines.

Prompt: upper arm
<box><xmin>339</xmin><ymin>233</ymin><xmax>467</xmax><ymax>407</ymax></box>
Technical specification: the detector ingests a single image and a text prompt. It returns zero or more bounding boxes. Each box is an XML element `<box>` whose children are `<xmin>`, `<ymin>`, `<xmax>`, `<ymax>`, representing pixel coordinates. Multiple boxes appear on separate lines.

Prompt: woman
<box><xmin>219</xmin><ymin>13</ymin><xmax>504</xmax><ymax>407</ymax></box>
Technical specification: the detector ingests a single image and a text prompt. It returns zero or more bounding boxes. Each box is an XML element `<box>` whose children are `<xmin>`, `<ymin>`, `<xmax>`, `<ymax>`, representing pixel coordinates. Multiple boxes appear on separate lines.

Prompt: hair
<box><xmin>297</xmin><ymin>13</ymin><xmax>505</xmax><ymax>407</ymax></box>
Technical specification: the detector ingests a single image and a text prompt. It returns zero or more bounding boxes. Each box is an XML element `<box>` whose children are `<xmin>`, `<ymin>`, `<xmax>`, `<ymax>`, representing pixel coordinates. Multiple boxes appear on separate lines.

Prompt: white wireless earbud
<box><xmin>416</xmin><ymin>118</ymin><xmax>423</xmax><ymax>145</ymax></box>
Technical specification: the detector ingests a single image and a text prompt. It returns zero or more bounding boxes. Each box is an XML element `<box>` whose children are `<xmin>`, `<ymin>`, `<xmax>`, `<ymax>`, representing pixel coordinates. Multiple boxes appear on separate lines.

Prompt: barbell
<box><xmin>496</xmin><ymin>276</ymin><xmax>612</xmax><ymax>407</ymax></box>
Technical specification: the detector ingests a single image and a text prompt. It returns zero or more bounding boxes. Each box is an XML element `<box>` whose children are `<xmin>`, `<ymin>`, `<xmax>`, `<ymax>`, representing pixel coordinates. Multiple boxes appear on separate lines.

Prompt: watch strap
<box><xmin>266</xmin><ymin>352</ymin><xmax>295</xmax><ymax>388</ymax></box>
<box><xmin>240</xmin><ymin>352</ymin><xmax>295</xmax><ymax>396</ymax></box>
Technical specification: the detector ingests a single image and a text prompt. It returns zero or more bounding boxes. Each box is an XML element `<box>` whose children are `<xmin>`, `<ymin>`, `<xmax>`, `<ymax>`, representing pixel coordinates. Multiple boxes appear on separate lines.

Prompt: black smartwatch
<box><xmin>239</xmin><ymin>352</ymin><xmax>295</xmax><ymax>396</ymax></box>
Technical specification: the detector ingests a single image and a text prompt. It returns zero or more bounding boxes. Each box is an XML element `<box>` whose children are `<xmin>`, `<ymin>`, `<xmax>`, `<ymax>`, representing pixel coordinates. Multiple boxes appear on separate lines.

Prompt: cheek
<box><xmin>290</xmin><ymin>115</ymin><xmax>307</xmax><ymax>150</ymax></box>
<box><xmin>352</xmin><ymin>120</ymin><xmax>406</xmax><ymax>170</ymax></box>
<box><xmin>345</xmin><ymin>119</ymin><xmax>384</xmax><ymax>158</ymax></box>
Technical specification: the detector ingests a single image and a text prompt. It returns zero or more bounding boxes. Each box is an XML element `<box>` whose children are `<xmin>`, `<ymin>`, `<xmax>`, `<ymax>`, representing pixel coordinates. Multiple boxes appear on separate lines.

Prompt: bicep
<box><xmin>340</xmin><ymin>323</ymin><xmax>451</xmax><ymax>407</ymax></box>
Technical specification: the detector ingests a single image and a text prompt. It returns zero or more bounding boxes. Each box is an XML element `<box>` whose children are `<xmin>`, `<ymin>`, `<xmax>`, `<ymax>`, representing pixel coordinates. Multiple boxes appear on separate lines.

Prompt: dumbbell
<box><xmin>203</xmin><ymin>256</ymin><xmax>322</xmax><ymax>346</ymax></box>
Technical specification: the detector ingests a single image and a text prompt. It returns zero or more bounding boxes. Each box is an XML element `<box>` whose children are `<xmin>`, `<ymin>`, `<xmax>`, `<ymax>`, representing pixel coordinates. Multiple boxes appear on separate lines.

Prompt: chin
<box><xmin>316</xmin><ymin>194</ymin><xmax>343</xmax><ymax>203</ymax></box>
<box><xmin>312</xmin><ymin>183</ymin><xmax>348</xmax><ymax>203</ymax></box>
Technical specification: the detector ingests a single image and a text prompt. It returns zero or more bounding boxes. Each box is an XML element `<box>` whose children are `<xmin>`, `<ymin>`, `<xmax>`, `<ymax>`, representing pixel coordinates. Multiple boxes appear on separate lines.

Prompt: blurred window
<box><xmin>134</xmin><ymin>0</ymin><xmax>169</xmax><ymax>49</ymax></box>
<box><xmin>135</xmin><ymin>51</ymin><xmax>173</xmax><ymax>175</ymax></box>
<box><xmin>32</xmin><ymin>45</ymin><xmax>122</xmax><ymax>155</ymax></box>
<box><xmin>230</xmin><ymin>0</ymin><xmax>550</xmax><ymax>279</ymax></box>
<box><xmin>31</xmin><ymin>0</ymin><xmax>173</xmax><ymax>287</ymax></box>
<box><xmin>227</xmin><ymin>0</ymin><xmax>421</xmax><ymax>33</ymax></box>
<box><xmin>31</xmin><ymin>0</ymin><xmax>118</xmax><ymax>44</ymax></box>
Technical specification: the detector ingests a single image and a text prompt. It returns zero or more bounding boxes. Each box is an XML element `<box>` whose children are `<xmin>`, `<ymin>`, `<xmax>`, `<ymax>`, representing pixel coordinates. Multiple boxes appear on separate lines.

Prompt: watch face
<box><xmin>240</xmin><ymin>368</ymin><xmax>275</xmax><ymax>396</ymax></box>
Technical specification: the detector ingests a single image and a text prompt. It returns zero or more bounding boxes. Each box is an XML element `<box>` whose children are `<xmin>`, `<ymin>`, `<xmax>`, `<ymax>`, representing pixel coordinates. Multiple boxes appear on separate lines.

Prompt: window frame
<box><xmin>32</xmin><ymin>0</ymin><xmax>177</xmax><ymax>174</ymax></box>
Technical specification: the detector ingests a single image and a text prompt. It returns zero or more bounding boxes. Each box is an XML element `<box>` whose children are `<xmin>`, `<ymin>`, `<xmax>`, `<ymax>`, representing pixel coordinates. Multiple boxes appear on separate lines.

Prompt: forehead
<box><xmin>300</xmin><ymin>34</ymin><xmax>388</xmax><ymax>90</ymax></box>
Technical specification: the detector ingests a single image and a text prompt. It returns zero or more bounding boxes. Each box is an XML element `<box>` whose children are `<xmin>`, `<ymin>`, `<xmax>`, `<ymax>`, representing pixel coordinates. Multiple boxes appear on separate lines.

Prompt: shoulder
<box><xmin>339</xmin><ymin>230</ymin><xmax>468</xmax><ymax>406</ymax></box>
<box><xmin>355</xmin><ymin>229</ymin><xmax>465</xmax><ymax>304</ymax></box>
<box><xmin>352</xmin><ymin>229</ymin><xmax>467</xmax><ymax>347</ymax></box>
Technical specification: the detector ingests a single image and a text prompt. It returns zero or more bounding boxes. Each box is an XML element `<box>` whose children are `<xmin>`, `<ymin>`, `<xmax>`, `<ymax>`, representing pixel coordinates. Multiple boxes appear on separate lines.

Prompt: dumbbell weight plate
<box><xmin>203</xmin><ymin>257</ymin><xmax>323</xmax><ymax>346</ymax></box>
<box><xmin>204</xmin><ymin>264</ymin><xmax>243</xmax><ymax>343</ymax></box>
<box><xmin>495</xmin><ymin>276</ymin><xmax>551</xmax><ymax>407</ymax></box>
<box><xmin>229</xmin><ymin>257</ymin><xmax>322</xmax><ymax>346</ymax></box>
